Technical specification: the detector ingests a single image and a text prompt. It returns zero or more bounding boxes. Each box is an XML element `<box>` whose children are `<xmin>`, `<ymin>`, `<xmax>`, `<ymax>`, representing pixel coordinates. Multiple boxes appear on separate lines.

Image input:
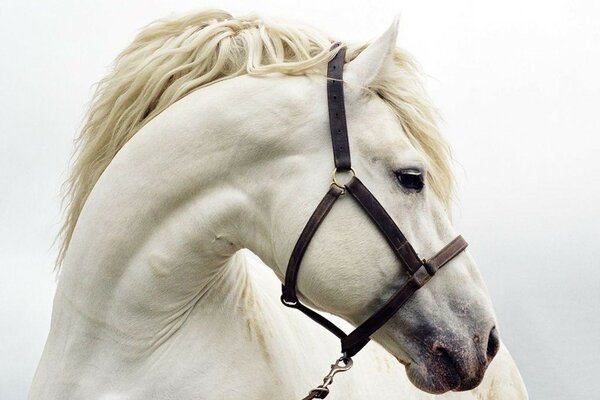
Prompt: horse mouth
<box><xmin>405</xmin><ymin>362</ymin><xmax>460</xmax><ymax>394</ymax></box>
<box><xmin>398</xmin><ymin>356</ymin><xmax>486</xmax><ymax>394</ymax></box>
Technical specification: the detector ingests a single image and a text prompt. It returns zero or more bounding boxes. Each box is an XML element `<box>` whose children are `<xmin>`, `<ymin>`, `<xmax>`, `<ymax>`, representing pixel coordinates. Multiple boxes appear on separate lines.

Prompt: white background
<box><xmin>1</xmin><ymin>1</ymin><xmax>599</xmax><ymax>399</ymax></box>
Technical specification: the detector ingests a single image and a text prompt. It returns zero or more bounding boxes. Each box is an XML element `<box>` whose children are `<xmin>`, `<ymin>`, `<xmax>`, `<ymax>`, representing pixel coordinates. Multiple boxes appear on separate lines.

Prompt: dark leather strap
<box><xmin>345</xmin><ymin>177</ymin><xmax>423</xmax><ymax>274</ymax></box>
<box><xmin>281</xmin><ymin>184</ymin><xmax>348</xmax><ymax>340</ymax></box>
<box><xmin>424</xmin><ymin>235</ymin><xmax>468</xmax><ymax>275</ymax></box>
<box><xmin>342</xmin><ymin>275</ymin><xmax>424</xmax><ymax>356</ymax></box>
<box><xmin>283</xmin><ymin>185</ymin><xmax>345</xmax><ymax>304</ymax></box>
<box><xmin>341</xmin><ymin>236</ymin><xmax>467</xmax><ymax>357</ymax></box>
<box><xmin>292</xmin><ymin>301</ymin><xmax>347</xmax><ymax>340</ymax></box>
<box><xmin>327</xmin><ymin>44</ymin><xmax>351</xmax><ymax>170</ymax></box>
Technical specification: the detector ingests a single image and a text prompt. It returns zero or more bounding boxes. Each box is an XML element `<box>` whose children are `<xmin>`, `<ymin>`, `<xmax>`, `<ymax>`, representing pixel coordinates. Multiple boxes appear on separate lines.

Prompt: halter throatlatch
<box><xmin>281</xmin><ymin>44</ymin><xmax>468</xmax><ymax>398</ymax></box>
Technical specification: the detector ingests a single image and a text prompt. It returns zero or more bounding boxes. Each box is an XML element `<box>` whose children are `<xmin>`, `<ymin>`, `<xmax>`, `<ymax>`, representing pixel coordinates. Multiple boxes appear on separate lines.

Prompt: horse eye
<box><xmin>396</xmin><ymin>169</ymin><xmax>424</xmax><ymax>191</ymax></box>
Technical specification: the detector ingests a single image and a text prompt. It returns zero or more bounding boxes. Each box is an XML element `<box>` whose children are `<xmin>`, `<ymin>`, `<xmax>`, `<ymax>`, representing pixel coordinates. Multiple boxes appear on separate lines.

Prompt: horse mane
<box><xmin>56</xmin><ymin>9</ymin><xmax>453</xmax><ymax>269</ymax></box>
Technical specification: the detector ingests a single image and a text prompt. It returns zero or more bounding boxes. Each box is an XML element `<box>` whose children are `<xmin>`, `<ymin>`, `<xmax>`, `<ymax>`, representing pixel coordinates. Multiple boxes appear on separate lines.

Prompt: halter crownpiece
<box><xmin>281</xmin><ymin>43</ymin><xmax>468</xmax><ymax>398</ymax></box>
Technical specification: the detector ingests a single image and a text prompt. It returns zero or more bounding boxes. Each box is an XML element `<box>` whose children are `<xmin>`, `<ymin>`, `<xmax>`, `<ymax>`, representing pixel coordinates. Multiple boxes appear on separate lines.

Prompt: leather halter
<box><xmin>281</xmin><ymin>44</ymin><xmax>468</xmax><ymax>361</ymax></box>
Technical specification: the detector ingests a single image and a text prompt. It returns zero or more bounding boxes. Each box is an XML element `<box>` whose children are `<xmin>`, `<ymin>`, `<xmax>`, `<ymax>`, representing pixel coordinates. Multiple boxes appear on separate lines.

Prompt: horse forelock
<box><xmin>57</xmin><ymin>9</ymin><xmax>453</xmax><ymax>270</ymax></box>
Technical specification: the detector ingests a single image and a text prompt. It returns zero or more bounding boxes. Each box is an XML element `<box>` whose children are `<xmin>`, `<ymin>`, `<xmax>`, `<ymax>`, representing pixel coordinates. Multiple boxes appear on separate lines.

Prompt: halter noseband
<box><xmin>280</xmin><ymin>44</ymin><xmax>468</xmax><ymax>398</ymax></box>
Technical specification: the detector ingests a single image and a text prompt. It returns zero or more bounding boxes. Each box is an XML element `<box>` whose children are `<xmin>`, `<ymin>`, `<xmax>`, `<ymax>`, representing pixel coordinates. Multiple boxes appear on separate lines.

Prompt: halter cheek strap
<box><xmin>281</xmin><ymin>43</ymin><xmax>467</xmax><ymax>363</ymax></box>
<box><xmin>326</xmin><ymin>45</ymin><xmax>351</xmax><ymax>170</ymax></box>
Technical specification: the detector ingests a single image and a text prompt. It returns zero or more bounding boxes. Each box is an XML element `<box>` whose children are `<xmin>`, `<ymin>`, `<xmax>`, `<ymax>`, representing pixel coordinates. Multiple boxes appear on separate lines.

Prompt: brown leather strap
<box><xmin>327</xmin><ymin>43</ymin><xmax>351</xmax><ymax>170</ymax></box>
<box><xmin>423</xmin><ymin>235</ymin><xmax>468</xmax><ymax>275</ymax></box>
<box><xmin>290</xmin><ymin>299</ymin><xmax>348</xmax><ymax>340</ymax></box>
<box><xmin>341</xmin><ymin>237</ymin><xmax>467</xmax><ymax>357</ymax></box>
<box><xmin>342</xmin><ymin>273</ymin><xmax>423</xmax><ymax>357</ymax></box>
<box><xmin>281</xmin><ymin>184</ymin><xmax>348</xmax><ymax>340</ymax></box>
<box><xmin>345</xmin><ymin>177</ymin><xmax>423</xmax><ymax>274</ymax></box>
<box><xmin>282</xmin><ymin>185</ymin><xmax>345</xmax><ymax>304</ymax></box>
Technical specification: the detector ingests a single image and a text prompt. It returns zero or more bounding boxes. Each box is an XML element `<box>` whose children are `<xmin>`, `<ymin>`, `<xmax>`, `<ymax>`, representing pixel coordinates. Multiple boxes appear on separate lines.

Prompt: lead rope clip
<box><xmin>302</xmin><ymin>356</ymin><xmax>353</xmax><ymax>399</ymax></box>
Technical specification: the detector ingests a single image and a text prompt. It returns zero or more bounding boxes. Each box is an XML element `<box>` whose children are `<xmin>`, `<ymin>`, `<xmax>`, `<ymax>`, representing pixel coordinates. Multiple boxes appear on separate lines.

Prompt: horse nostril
<box><xmin>432</xmin><ymin>343</ymin><xmax>456</xmax><ymax>369</ymax></box>
<box><xmin>433</xmin><ymin>344</ymin><xmax>449</xmax><ymax>358</ymax></box>
<box><xmin>487</xmin><ymin>326</ymin><xmax>500</xmax><ymax>361</ymax></box>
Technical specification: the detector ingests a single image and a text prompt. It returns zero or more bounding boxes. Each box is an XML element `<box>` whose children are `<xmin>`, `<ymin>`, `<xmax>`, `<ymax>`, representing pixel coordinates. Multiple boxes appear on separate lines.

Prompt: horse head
<box><xmin>265</xmin><ymin>22</ymin><xmax>499</xmax><ymax>394</ymax></box>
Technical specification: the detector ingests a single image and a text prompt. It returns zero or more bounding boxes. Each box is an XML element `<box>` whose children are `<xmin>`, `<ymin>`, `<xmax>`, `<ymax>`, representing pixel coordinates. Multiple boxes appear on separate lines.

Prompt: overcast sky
<box><xmin>1</xmin><ymin>1</ymin><xmax>599</xmax><ymax>399</ymax></box>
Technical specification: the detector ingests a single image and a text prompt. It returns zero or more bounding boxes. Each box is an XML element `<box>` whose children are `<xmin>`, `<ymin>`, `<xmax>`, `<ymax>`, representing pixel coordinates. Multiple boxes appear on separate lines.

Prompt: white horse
<box><xmin>30</xmin><ymin>10</ymin><xmax>528</xmax><ymax>399</ymax></box>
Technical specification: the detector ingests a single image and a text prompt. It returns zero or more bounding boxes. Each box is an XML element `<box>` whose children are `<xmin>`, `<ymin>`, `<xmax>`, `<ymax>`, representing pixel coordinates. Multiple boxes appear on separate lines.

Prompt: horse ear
<box><xmin>345</xmin><ymin>18</ymin><xmax>399</xmax><ymax>88</ymax></box>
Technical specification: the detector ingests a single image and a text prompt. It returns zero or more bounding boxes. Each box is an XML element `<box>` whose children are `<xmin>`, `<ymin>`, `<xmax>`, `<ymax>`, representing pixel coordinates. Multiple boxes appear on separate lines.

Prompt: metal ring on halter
<box><xmin>331</xmin><ymin>167</ymin><xmax>356</xmax><ymax>190</ymax></box>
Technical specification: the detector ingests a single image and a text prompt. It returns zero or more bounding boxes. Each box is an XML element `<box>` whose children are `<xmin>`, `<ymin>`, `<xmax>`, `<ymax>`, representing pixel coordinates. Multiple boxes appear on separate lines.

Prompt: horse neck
<box><xmin>54</xmin><ymin>76</ymin><xmax>316</xmax><ymax>346</ymax></box>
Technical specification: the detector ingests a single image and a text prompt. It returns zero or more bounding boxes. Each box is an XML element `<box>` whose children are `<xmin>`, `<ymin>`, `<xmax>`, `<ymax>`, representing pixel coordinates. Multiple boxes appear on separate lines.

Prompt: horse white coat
<box><xmin>30</xmin><ymin>12</ymin><xmax>528</xmax><ymax>399</ymax></box>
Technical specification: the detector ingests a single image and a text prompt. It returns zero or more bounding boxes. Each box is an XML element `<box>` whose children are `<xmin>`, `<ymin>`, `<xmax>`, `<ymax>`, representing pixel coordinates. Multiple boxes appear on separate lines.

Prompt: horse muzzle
<box><xmin>404</xmin><ymin>326</ymin><xmax>500</xmax><ymax>394</ymax></box>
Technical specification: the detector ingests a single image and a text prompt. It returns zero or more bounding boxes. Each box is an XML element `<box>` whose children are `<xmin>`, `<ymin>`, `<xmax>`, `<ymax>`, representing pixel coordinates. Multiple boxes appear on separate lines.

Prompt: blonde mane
<box><xmin>57</xmin><ymin>9</ymin><xmax>453</xmax><ymax>269</ymax></box>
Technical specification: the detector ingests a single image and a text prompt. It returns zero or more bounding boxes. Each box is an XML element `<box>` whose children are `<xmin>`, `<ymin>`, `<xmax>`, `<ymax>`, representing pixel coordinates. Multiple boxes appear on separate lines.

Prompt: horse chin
<box><xmin>404</xmin><ymin>361</ymin><xmax>462</xmax><ymax>394</ymax></box>
<box><xmin>400</xmin><ymin>357</ymin><xmax>485</xmax><ymax>395</ymax></box>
